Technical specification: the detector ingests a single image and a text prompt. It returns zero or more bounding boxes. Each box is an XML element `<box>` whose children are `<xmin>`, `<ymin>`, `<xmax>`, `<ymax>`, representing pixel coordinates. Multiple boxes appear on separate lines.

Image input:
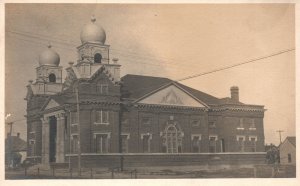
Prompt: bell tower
<box><xmin>77</xmin><ymin>16</ymin><xmax>109</xmax><ymax>65</ymax></box>
<box><xmin>28</xmin><ymin>44</ymin><xmax>63</xmax><ymax>95</ymax></box>
<box><xmin>71</xmin><ymin>16</ymin><xmax>120</xmax><ymax>82</ymax></box>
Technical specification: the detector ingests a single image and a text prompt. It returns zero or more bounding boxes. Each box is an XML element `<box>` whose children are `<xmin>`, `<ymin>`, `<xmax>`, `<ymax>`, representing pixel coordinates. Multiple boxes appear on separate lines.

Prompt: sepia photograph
<box><xmin>2</xmin><ymin>2</ymin><xmax>297</xmax><ymax>182</ymax></box>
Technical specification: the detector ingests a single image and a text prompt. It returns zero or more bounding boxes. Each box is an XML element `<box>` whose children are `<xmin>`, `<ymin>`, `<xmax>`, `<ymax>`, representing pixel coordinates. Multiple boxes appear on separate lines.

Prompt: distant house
<box><xmin>5</xmin><ymin>133</ymin><xmax>27</xmax><ymax>167</ymax></box>
<box><xmin>279</xmin><ymin>136</ymin><xmax>296</xmax><ymax>164</ymax></box>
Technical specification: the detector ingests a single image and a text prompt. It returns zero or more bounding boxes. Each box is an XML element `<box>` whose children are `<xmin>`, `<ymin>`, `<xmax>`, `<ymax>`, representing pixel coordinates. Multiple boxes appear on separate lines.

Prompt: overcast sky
<box><xmin>5</xmin><ymin>4</ymin><xmax>295</xmax><ymax>145</ymax></box>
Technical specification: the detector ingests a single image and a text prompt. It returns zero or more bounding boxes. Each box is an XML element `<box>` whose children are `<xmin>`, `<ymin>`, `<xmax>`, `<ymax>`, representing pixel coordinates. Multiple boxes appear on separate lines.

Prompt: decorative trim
<box><xmin>93</xmin><ymin>132</ymin><xmax>111</xmax><ymax>139</ymax></box>
<box><xmin>141</xmin><ymin>133</ymin><xmax>153</xmax><ymax>140</ymax></box>
<box><xmin>135</xmin><ymin>103</ymin><xmax>208</xmax><ymax>111</ymax></box>
<box><xmin>236</xmin><ymin>135</ymin><xmax>246</xmax><ymax>141</ymax></box>
<box><xmin>191</xmin><ymin>134</ymin><xmax>202</xmax><ymax>140</ymax></box>
<box><xmin>209</xmin><ymin>135</ymin><xmax>218</xmax><ymax>141</ymax></box>
<box><xmin>249</xmin><ymin>135</ymin><xmax>258</xmax><ymax>142</ymax></box>
<box><xmin>121</xmin><ymin>133</ymin><xmax>130</xmax><ymax>139</ymax></box>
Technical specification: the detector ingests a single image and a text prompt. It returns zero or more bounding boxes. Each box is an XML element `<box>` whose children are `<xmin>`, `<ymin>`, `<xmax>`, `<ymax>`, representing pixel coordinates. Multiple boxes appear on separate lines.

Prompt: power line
<box><xmin>176</xmin><ymin>48</ymin><xmax>295</xmax><ymax>82</ymax></box>
<box><xmin>6</xmin><ymin>29</ymin><xmax>202</xmax><ymax>69</ymax></box>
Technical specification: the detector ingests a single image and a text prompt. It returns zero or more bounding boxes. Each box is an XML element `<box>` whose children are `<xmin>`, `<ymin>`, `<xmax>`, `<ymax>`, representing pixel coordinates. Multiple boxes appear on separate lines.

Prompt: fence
<box><xmin>22</xmin><ymin>166</ymin><xmax>138</xmax><ymax>179</ymax></box>
<box><xmin>7</xmin><ymin>163</ymin><xmax>295</xmax><ymax>179</ymax></box>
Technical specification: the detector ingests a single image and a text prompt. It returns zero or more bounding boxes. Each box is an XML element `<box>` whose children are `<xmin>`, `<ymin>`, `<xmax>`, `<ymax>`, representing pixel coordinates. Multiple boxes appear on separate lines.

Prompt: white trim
<box><xmin>93</xmin><ymin>132</ymin><xmax>111</xmax><ymax>139</ymax></box>
<box><xmin>249</xmin><ymin>135</ymin><xmax>258</xmax><ymax>141</ymax></box>
<box><xmin>121</xmin><ymin>133</ymin><xmax>130</xmax><ymax>139</ymax></box>
<box><xmin>71</xmin><ymin>133</ymin><xmax>78</xmax><ymax>139</ymax></box>
<box><xmin>236</xmin><ymin>135</ymin><xmax>246</xmax><ymax>141</ymax></box>
<box><xmin>249</xmin><ymin>128</ymin><xmax>257</xmax><ymax>131</ymax></box>
<box><xmin>191</xmin><ymin>134</ymin><xmax>202</xmax><ymax>140</ymax></box>
<box><xmin>134</xmin><ymin>82</ymin><xmax>210</xmax><ymax>108</ymax></box>
<box><xmin>209</xmin><ymin>135</ymin><xmax>218</xmax><ymax>141</ymax></box>
<box><xmin>237</xmin><ymin>127</ymin><xmax>245</xmax><ymax>130</ymax></box>
<box><xmin>141</xmin><ymin>133</ymin><xmax>153</xmax><ymax>140</ymax></box>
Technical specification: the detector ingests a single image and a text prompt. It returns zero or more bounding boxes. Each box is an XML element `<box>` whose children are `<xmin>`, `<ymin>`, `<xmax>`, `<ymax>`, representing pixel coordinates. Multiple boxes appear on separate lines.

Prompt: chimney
<box><xmin>230</xmin><ymin>86</ymin><xmax>239</xmax><ymax>102</ymax></box>
<box><xmin>17</xmin><ymin>133</ymin><xmax>20</xmax><ymax>138</ymax></box>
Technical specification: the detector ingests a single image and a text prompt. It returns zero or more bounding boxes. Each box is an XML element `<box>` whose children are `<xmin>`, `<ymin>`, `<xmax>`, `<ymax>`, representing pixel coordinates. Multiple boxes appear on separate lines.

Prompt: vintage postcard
<box><xmin>1</xmin><ymin>1</ymin><xmax>299</xmax><ymax>186</ymax></box>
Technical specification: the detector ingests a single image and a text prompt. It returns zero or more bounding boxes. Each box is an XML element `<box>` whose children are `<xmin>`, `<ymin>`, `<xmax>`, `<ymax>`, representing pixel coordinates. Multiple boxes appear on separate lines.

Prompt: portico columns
<box><xmin>56</xmin><ymin>113</ymin><xmax>65</xmax><ymax>163</ymax></box>
<box><xmin>41</xmin><ymin>117</ymin><xmax>50</xmax><ymax>164</ymax></box>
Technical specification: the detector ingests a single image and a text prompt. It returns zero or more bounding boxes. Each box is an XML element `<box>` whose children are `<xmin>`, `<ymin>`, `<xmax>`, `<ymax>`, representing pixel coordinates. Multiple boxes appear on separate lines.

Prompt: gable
<box><xmin>44</xmin><ymin>99</ymin><xmax>61</xmax><ymax>110</ymax></box>
<box><xmin>137</xmin><ymin>84</ymin><xmax>207</xmax><ymax>107</ymax></box>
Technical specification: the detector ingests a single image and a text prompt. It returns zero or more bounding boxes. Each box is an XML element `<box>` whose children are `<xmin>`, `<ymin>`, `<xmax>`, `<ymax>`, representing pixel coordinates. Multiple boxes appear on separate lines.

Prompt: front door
<box><xmin>49</xmin><ymin>116</ymin><xmax>57</xmax><ymax>162</ymax></box>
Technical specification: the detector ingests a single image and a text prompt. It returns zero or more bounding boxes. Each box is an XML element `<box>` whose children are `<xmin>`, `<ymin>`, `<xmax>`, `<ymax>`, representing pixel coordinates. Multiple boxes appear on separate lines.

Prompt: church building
<box><xmin>25</xmin><ymin>17</ymin><xmax>266</xmax><ymax>167</ymax></box>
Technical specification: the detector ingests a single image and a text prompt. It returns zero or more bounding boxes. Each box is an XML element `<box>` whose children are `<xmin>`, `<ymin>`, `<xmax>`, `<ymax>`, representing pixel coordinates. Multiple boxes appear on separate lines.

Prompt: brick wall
<box><xmin>67</xmin><ymin>153</ymin><xmax>266</xmax><ymax>168</ymax></box>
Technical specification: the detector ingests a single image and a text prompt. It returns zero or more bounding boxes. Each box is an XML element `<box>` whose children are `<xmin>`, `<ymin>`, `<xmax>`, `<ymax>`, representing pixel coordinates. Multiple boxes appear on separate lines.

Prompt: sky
<box><xmin>4</xmin><ymin>4</ymin><xmax>295</xmax><ymax>145</ymax></box>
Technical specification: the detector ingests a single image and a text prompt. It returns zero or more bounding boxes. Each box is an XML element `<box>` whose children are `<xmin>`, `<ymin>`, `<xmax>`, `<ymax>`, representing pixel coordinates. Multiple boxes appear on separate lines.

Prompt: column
<box><xmin>56</xmin><ymin>113</ymin><xmax>65</xmax><ymax>163</ymax></box>
<box><xmin>41</xmin><ymin>117</ymin><xmax>49</xmax><ymax>164</ymax></box>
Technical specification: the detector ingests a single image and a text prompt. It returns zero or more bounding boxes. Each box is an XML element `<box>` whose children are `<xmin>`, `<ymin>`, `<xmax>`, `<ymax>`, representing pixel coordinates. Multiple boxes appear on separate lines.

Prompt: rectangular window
<box><xmin>288</xmin><ymin>153</ymin><xmax>292</xmax><ymax>163</ymax></box>
<box><xmin>191</xmin><ymin>120</ymin><xmax>200</xmax><ymax>127</ymax></box>
<box><xmin>96</xmin><ymin>84</ymin><xmax>108</xmax><ymax>94</ymax></box>
<box><xmin>29</xmin><ymin>140</ymin><xmax>35</xmax><ymax>156</ymax></box>
<box><xmin>249</xmin><ymin>136</ymin><xmax>257</xmax><ymax>152</ymax></box>
<box><xmin>237</xmin><ymin>118</ymin><xmax>244</xmax><ymax>130</ymax></box>
<box><xmin>141</xmin><ymin>117</ymin><xmax>151</xmax><ymax>125</ymax></box>
<box><xmin>70</xmin><ymin>112</ymin><xmax>78</xmax><ymax>124</ymax></box>
<box><xmin>209</xmin><ymin>121</ymin><xmax>216</xmax><ymax>128</ymax></box>
<box><xmin>192</xmin><ymin>135</ymin><xmax>201</xmax><ymax>153</ymax></box>
<box><xmin>220</xmin><ymin>139</ymin><xmax>225</xmax><ymax>152</ymax></box>
<box><xmin>71</xmin><ymin>135</ymin><xmax>78</xmax><ymax>153</ymax></box>
<box><xmin>209</xmin><ymin>136</ymin><xmax>217</xmax><ymax>153</ymax></box>
<box><xmin>95</xmin><ymin>110</ymin><xmax>109</xmax><ymax>124</ymax></box>
<box><xmin>249</xmin><ymin>119</ymin><xmax>256</xmax><ymax>130</ymax></box>
<box><xmin>237</xmin><ymin>136</ymin><xmax>245</xmax><ymax>152</ymax></box>
<box><xmin>142</xmin><ymin>134</ymin><xmax>151</xmax><ymax>153</ymax></box>
<box><xmin>121</xmin><ymin>134</ymin><xmax>129</xmax><ymax>153</ymax></box>
<box><xmin>94</xmin><ymin>134</ymin><xmax>109</xmax><ymax>153</ymax></box>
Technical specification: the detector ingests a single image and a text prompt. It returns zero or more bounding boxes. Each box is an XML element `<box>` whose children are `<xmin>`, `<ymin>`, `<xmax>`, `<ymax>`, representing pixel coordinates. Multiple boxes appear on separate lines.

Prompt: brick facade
<box><xmin>25</xmin><ymin>18</ymin><xmax>265</xmax><ymax>166</ymax></box>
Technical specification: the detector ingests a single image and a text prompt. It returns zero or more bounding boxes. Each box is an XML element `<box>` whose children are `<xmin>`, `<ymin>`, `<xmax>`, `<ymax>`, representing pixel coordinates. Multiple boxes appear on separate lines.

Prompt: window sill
<box><xmin>94</xmin><ymin>122</ymin><xmax>109</xmax><ymax>125</ymax></box>
<box><xmin>249</xmin><ymin>128</ymin><xmax>257</xmax><ymax>131</ymax></box>
<box><xmin>237</xmin><ymin>128</ymin><xmax>245</xmax><ymax>130</ymax></box>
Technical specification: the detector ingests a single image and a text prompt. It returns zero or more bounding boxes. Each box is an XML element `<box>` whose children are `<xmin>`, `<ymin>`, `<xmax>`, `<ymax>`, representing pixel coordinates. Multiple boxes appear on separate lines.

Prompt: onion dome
<box><xmin>80</xmin><ymin>16</ymin><xmax>106</xmax><ymax>44</ymax></box>
<box><xmin>38</xmin><ymin>44</ymin><xmax>60</xmax><ymax>66</ymax></box>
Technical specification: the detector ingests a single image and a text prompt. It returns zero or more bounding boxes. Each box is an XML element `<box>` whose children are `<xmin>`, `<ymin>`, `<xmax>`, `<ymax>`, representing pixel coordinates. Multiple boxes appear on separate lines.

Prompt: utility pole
<box><xmin>119</xmin><ymin>82</ymin><xmax>124</xmax><ymax>171</ymax></box>
<box><xmin>276</xmin><ymin>130</ymin><xmax>284</xmax><ymax>144</ymax></box>
<box><xmin>6</xmin><ymin>122</ymin><xmax>13</xmax><ymax>168</ymax></box>
<box><xmin>75</xmin><ymin>84</ymin><xmax>81</xmax><ymax>176</ymax></box>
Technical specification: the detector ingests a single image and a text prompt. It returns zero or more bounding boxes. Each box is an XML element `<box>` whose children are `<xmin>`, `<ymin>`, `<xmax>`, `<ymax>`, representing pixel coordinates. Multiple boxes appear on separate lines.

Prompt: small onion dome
<box><xmin>39</xmin><ymin>44</ymin><xmax>60</xmax><ymax>66</ymax></box>
<box><xmin>80</xmin><ymin>16</ymin><xmax>106</xmax><ymax>44</ymax></box>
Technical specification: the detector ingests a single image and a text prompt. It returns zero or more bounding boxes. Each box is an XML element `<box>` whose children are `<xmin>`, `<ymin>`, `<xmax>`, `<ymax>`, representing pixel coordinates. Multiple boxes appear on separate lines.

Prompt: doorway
<box><xmin>49</xmin><ymin>116</ymin><xmax>57</xmax><ymax>162</ymax></box>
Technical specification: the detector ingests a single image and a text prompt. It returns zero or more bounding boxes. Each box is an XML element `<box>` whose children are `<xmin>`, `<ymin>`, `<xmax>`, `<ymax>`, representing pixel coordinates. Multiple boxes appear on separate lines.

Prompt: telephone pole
<box><xmin>6</xmin><ymin>122</ymin><xmax>13</xmax><ymax>168</ymax></box>
<box><xmin>276</xmin><ymin>130</ymin><xmax>284</xmax><ymax>145</ymax></box>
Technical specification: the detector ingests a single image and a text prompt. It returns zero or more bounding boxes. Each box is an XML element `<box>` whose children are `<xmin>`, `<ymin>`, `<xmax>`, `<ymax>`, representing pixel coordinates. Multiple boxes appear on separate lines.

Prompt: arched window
<box><xmin>94</xmin><ymin>53</ymin><xmax>102</xmax><ymax>63</ymax></box>
<box><xmin>162</xmin><ymin>124</ymin><xmax>183</xmax><ymax>153</ymax></box>
<box><xmin>49</xmin><ymin>73</ymin><xmax>56</xmax><ymax>83</ymax></box>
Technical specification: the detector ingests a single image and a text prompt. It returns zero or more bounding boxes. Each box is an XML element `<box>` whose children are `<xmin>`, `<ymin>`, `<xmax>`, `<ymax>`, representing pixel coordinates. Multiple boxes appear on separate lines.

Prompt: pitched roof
<box><xmin>5</xmin><ymin>136</ymin><xmax>27</xmax><ymax>152</ymax></box>
<box><xmin>121</xmin><ymin>74</ymin><xmax>221</xmax><ymax>105</ymax></box>
<box><xmin>286</xmin><ymin>136</ymin><xmax>296</xmax><ymax>147</ymax></box>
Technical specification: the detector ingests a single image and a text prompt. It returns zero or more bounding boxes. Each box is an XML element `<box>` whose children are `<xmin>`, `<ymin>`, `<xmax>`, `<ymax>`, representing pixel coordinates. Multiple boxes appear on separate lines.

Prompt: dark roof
<box><xmin>5</xmin><ymin>136</ymin><xmax>27</xmax><ymax>152</ymax></box>
<box><xmin>121</xmin><ymin>74</ymin><xmax>221</xmax><ymax>105</ymax></box>
<box><xmin>286</xmin><ymin>136</ymin><xmax>296</xmax><ymax>147</ymax></box>
<box><xmin>219</xmin><ymin>97</ymin><xmax>244</xmax><ymax>105</ymax></box>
